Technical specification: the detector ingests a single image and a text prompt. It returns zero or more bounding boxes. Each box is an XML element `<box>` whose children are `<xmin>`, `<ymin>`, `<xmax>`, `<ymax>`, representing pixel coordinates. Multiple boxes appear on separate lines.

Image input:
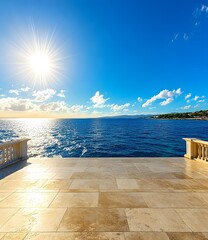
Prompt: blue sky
<box><xmin>0</xmin><ymin>0</ymin><xmax>207</xmax><ymax>117</ymax></box>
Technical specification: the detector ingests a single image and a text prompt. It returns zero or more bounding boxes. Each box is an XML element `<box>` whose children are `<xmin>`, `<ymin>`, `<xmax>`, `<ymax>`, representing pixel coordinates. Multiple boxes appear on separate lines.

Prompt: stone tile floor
<box><xmin>0</xmin><ymin>157</ymin><xmax>208</xmax><ymax>239</ymax></box>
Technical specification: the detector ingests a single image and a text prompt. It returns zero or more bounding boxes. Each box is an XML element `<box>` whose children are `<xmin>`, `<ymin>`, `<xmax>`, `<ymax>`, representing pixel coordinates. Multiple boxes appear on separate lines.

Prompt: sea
<box><xmin>0</xmin><ymin>118</ymin><xmax>207</xmax><ymax>158</ymax></box>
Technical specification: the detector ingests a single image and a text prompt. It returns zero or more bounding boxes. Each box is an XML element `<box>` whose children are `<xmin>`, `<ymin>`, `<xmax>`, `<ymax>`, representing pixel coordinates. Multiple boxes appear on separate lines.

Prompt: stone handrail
<box><xmin>0</xmin><ymin>138</ymin><xmax>30</xmax><ymax>169</ymax></box>
<box><xmin>183</xmin><ymin>138</ymin><xmax>208</xmax><ymax>161</ymax></box>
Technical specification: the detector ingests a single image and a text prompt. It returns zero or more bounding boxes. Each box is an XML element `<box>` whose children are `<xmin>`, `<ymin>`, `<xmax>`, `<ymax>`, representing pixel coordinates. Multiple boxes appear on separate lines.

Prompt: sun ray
<box><xmin>9</xmin><ymin>25</ymin><xmax>65</xmax><ymax>88</ymax></box>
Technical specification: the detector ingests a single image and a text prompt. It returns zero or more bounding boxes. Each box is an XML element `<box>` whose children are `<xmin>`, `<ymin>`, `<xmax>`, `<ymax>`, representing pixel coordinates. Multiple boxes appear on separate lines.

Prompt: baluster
<box><xmin>11</xmin><ymin>145</ymin><xmax>14</xmax><ymax>160</ymax></box>
<box><xmin>0</xmin><ymin>149</ymin><xmax>2</xmax><ymax>165</ymax></box>
<box><xmin>198</xmin><ymin>143</ymin><xmax>202</xmax><ymax>160</ymax></box>
<box><xmin>202</xmin><ymin>144</ymin><xmax>205</xmax><ymax>160</ymax></box>
<box><xmin>205</xmin><ymin>146</ymin><xmax>208</xmax><ymax>161</ymax></box>
<box><xmin>3</xmin><ymin>148</ymin><xmax>6</xmax><ymax>163</ymax></box>
<box><xmin>6</xmin><ymin>148</ymin><xmax>8</xmax><ymax>162</ymax></box>
<box><xmin>8</xmin><ymin>146</ymin><xmax>11</xmax><ymax>161</ymax></box>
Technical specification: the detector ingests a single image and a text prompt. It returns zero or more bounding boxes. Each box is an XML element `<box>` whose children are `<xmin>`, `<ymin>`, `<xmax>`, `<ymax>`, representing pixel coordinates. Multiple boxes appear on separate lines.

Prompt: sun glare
<box><xmin>29</xmin><ymin>51</ymin><xmax>51</xmax><ymax>76</ymax></box>
<box><xmin>12</xmin><ymin>26</ymin><xmax>64</xmax><ymax>87</ymax></box>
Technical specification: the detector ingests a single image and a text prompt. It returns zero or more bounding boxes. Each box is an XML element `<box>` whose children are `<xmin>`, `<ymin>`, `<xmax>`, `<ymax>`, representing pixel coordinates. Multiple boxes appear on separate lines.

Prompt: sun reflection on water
<box><xmin>11</xmin><ymin>118</ymin><xmax>58</xmax><ymax>157</ymax></box>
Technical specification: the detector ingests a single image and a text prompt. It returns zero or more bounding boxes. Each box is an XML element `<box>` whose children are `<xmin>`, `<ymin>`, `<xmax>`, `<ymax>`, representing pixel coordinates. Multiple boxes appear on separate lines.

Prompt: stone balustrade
<box><xmin>0</xmin><ymin>138</ymin><xmax>30</xmax><ymax>169</ymax></box>
<box><xmin>183</xmin><ymin>138</ymin><xmax>208</xmax><ymax>161</ymax></box>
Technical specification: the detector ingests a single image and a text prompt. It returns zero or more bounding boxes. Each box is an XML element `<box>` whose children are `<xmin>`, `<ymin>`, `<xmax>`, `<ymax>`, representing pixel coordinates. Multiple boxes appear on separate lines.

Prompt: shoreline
<box><xmin>153</xmin><ymin>117</ymin><xmax>208</xmax><ymax>121</ymax></box>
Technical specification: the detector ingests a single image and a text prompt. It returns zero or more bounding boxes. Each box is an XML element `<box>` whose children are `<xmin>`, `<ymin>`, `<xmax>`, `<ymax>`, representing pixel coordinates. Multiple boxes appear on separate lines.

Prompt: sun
<box><xmin>12</xmin><ymin>26</ymin><xmax>63</xmax><ymax>87</ymax></box>
<box><xmin>29</xmin><ymin>51</ymin><xmax>51</xmax><ymax>77</ymax></box>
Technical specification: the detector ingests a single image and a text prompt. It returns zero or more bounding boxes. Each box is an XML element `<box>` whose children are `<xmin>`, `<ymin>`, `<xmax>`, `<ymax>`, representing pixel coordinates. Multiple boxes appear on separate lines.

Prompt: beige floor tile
<box><xmin>125</xmin><ymin>208</ymin><xmax>191</xmax><ymax>232</ymax></box>
<box><xmin>58</xmin><ymin>208</ymin><xmax>97</xmax><ymax>231</ymax></box>
<box><xmin>99</xmin><ymin>192</ymin><xmax>147</xmax><ymax>208</ymax></box>
<box><xmin>195</xmin><ymin>179</ymin><xmax>208</xmax><ymax>188</ymax></box>
<box><xmin>202</xmin><ymin>233</ymin><xmax>208</xmax><ymax>239</ymax></box>
<box><xmin>138</xmin><ymin>171</ymin><xmax>191</xmax><ymax>180</ymax></box>
<box><xmin>97</xmin><ymin>208</ymin><xmax>129</xmax><ymax>232</ymax></box>
<box><xmin>97</xmin><ymin>232</ymin><xmax>125</xmax><ymax>240</ymax></box>
<box><xmin>0</xmin><ymin>233</ymin><xmax>5</xmax><ymax>239</ymax></box>
<box><xmin>0</xmin><ymin>180</ymin><xmax>37</xmax><ymax>191</ymax></box>
<box><xmin>42</xmin><ymin>180</ymin><xmax>71</xmax><ymax>190</ymax></box>
<box><xmin>71</xmin><ymin>172</ymin><xmax>131</xmax><ymax>179</ymax></box>
<box><xmin>142</xmin><ymin>193</ymin><xmax>208</xmax><ymax>208</ymax></box>
<box><xmin>13</xmin><ymin>172</ymin><xmax>55</xmax><ymax>181</ymax></box>
<box><xmin>172</xmin><ymin>172</ymin><xmax>192</xmax><ymax>179</ymax></box>
<box><xmin>116</xmin><ymin>179</ymin><xmax>138</xmax><ymax>189</ymax></box>
<box><xmin>58</xmin><ymin>207</ymin><xmax>129</xmax><ymax>232</ymax></box>
<box><xmin>0</xmin><ymin>208</ymin><xmax>66</xmax><ymax>232</ymax></box>
<box><xmin>69</xmin><ymin>180</ymin><xmax>99</xmax><ymax>190</ymax></box>
<box><xmin>69</xmin><ymin>179</ymin><xmax>117</xmax><ymax>190</ymax></box>
<box><xmin>167</xmin><ymin>232</ymin><xmax>208</xmax><ymax>240</ymax></box>
<box><xmin>125</xmin><ymin>167</ymin><xmax>141</xmax><ymax>175</ymax></box>
<box><xmin>124</xmin><ymin>232</ymin><xmax>170</xmax><ymax>240</ymax></box>
<box><xmin>1</xmin><ymin>233</ymin><xmax>27</xmax><ymax>240</ymax></box>
<box><xmin>52</xmin><ymin>172</ymin><xmax>73</xmax><ymax>179</ymax></box>
<box><xmin>99</xmin><ymin>179</ymin><xmax>118</xmax><ymax>190</ymax></box>
<box><xmin>14</xmin><ymin>180</ymin><xmax>47</xmax><ymax>192</ymax></box>
<box><xmin>25</xmin><ymin>232</ymin><xmax>125</xmax><ymax>240</ymax></box>
<box><xmin>176</xmin><ymin>209</ymin><xmax>208</xmax><ymax>232</ymax></box>
<box><xmin>0</xmin><ymin>192</ymin><xmax>57</xmax><ymax>208</ymax></box>
<box><xmin>0</xmin><ymin>209</ymin><xmax>19</xmax><ymax>228</ymax></box>
<box><xmin>139</xmin><ymin>172</ymin><xmax>179</xmax><ymax>179</ymax></box>
<box><xmin>136</xmin><ymin>179</ymin><xmax>168</xmax><ymax>191</ymax></box>
<box><xmin>159</xmin><ymin>179</ymin><xmax>208</xmax><ymax>191</ymax></box>
<box><xmin>0</xmin><ymin>192</ymin><xmax>12</xmax><ymax>201</ymax></box>
<box><xmin>50</xmin><ymin>193</ymin><xmax>98</xmax><ymax>207</ymax></box>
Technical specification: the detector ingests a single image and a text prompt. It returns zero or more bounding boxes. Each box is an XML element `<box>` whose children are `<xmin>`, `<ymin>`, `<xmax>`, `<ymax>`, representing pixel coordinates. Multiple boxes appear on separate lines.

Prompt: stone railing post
<box><xmin>20</xmin><ymin>140</ymin><xmax>29</xmax><ymax>160</ymax></box>
<box><xmin>0</xmin><ymin>138</ymin><xmax>30</xmax><ymax>169</ymax></box>
<box><xmin>183</xmin><ymin>138</ymin><xmax>198</xmax><ymax>159</ymax></box>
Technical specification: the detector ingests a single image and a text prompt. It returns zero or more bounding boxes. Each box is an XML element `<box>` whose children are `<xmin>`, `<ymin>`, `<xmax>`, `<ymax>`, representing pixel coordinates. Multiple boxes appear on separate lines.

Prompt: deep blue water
<box><xmin>0</xmin><ymin>118</ymin><xmax>207</xmax><ymax>158</ymax></box>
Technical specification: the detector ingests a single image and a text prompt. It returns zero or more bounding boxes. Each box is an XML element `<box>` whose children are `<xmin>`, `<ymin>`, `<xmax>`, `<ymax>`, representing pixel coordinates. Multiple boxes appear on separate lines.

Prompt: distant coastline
<box><xmin>99</xmin><ymin>110</ymin><xmax>208</xmax><ymax>120</ymax></box>
<box><xmin>152</xmin><ymin>110</ymin><xmax>208</xmax><ymax>120</ymax></box>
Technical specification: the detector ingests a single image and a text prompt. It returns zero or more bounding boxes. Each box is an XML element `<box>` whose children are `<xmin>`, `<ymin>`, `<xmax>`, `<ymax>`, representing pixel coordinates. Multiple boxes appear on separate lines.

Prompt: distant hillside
<box><xmin>99</xmin><ymin>114</ymin><xmax>153</xmax><ymax>119</ymax></box>
<box><xmin>153</xmin><ymin>110</ymin><xmax>208</xmax><ymax>119</ymax></box>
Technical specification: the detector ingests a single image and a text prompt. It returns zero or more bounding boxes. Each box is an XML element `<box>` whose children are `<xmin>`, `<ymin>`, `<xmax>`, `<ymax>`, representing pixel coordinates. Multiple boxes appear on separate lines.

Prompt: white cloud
<box><xmin>57</xmin><ymin>90</ymin><xmax>66</xmax><ymax>98</ymax></box>
<box><xmin>0</xmin><ymin>95</ymin><xmax>87</xmax><ymax>115</ymax></box>
<box><xmin>142</xmin><ymin>88</ymin><xmax>182</xmax><ymax>108</ymax></box>
<box><xmin>69</xmin><ymin>105</ymin><xmax>84</xmax><ymax>113</ymax></box>
<box><xmin>160</xmin><ymin>98</ymin><xmax>173</xmax><ymax>106</ymax></box>
<box><xmin>39</xmin><ymin>101</ymin><xmax>67</xmax><ymax>112</ymax></box>
<box><xmin>194</xmin><ymin>104</ymin><xmax>199</xmax><ymax>108</ymax></box>
<box><xmin>90</xmin><ymin>91</ymin><xmax>109</xmax><ymax>107</ymax></box>
<box><xmin>137</xmin><ymin>97</ymin><xmax>143</xmax><ymax>102</ymax></box>
<box><xmin>183</xmin><ymin>33</ymin><xmax>189</xmax><ymax>40</ymax></box>
<box><xmin>110</xmin><ymin>103</ymin><xmax>130</xmax><ymax>112</ymax></box>
<box><xmin>180</xmin><ymin>105</ymin><xmax>191</xmax><ymax>110</ymax></box>
<box><xmin>20</xmin><ymin>87</ymin><xmax>30</xmax><ymax>92</ymax></box>
<box><xmin>176</xmin><ymin>88</ymin><xmax>182</xmax><ymax>95</ymax></box>
<box><xmin>9</xmin><ymin>90</ymin><xmax>19</xmax><ymax>95</ymax></box>
<box><xmin>198</xmin><ymin>99</ymin><xmax>205</xmax><ymax>103</ymax></box>
<box><xmin>92</xmin><ymin>110</ymin><xmax>100</xmax><ymax>115</ymax></box>
<box><xmin>33</xmin><ymin>88</ymin><xmax>56</xmax><ymax>102</ymax></box>
<box><xmin>201</xmin><ymin>5</ymin><xmax>208</xmax><ymax>13</ymax></box>
<box><xmin>193</xmin><ymin>96</ymin><xmax>199</xmax><ymax>101</ymax></box>
<box><xmin>0</xmin><ymin>97</ymin><xmax>36</xmax><ymax>111</ymax></box>
<box><xmin>185</xmin><ymin>93</ymin><xmax>191</xmax><ymax>100</ymax></box>
<box><xmin>172</xmin><ymin>33</ymin><xmax>179</xmax><ymax>42</ymax></box>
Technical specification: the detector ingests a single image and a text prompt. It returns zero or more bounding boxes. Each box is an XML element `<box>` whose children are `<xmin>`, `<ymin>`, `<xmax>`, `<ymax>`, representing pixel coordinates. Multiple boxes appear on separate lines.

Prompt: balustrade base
<box><xmin>0</xmin><ymin>156</ymin><xmax>29</xmax><ymax>170</ymax></box>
